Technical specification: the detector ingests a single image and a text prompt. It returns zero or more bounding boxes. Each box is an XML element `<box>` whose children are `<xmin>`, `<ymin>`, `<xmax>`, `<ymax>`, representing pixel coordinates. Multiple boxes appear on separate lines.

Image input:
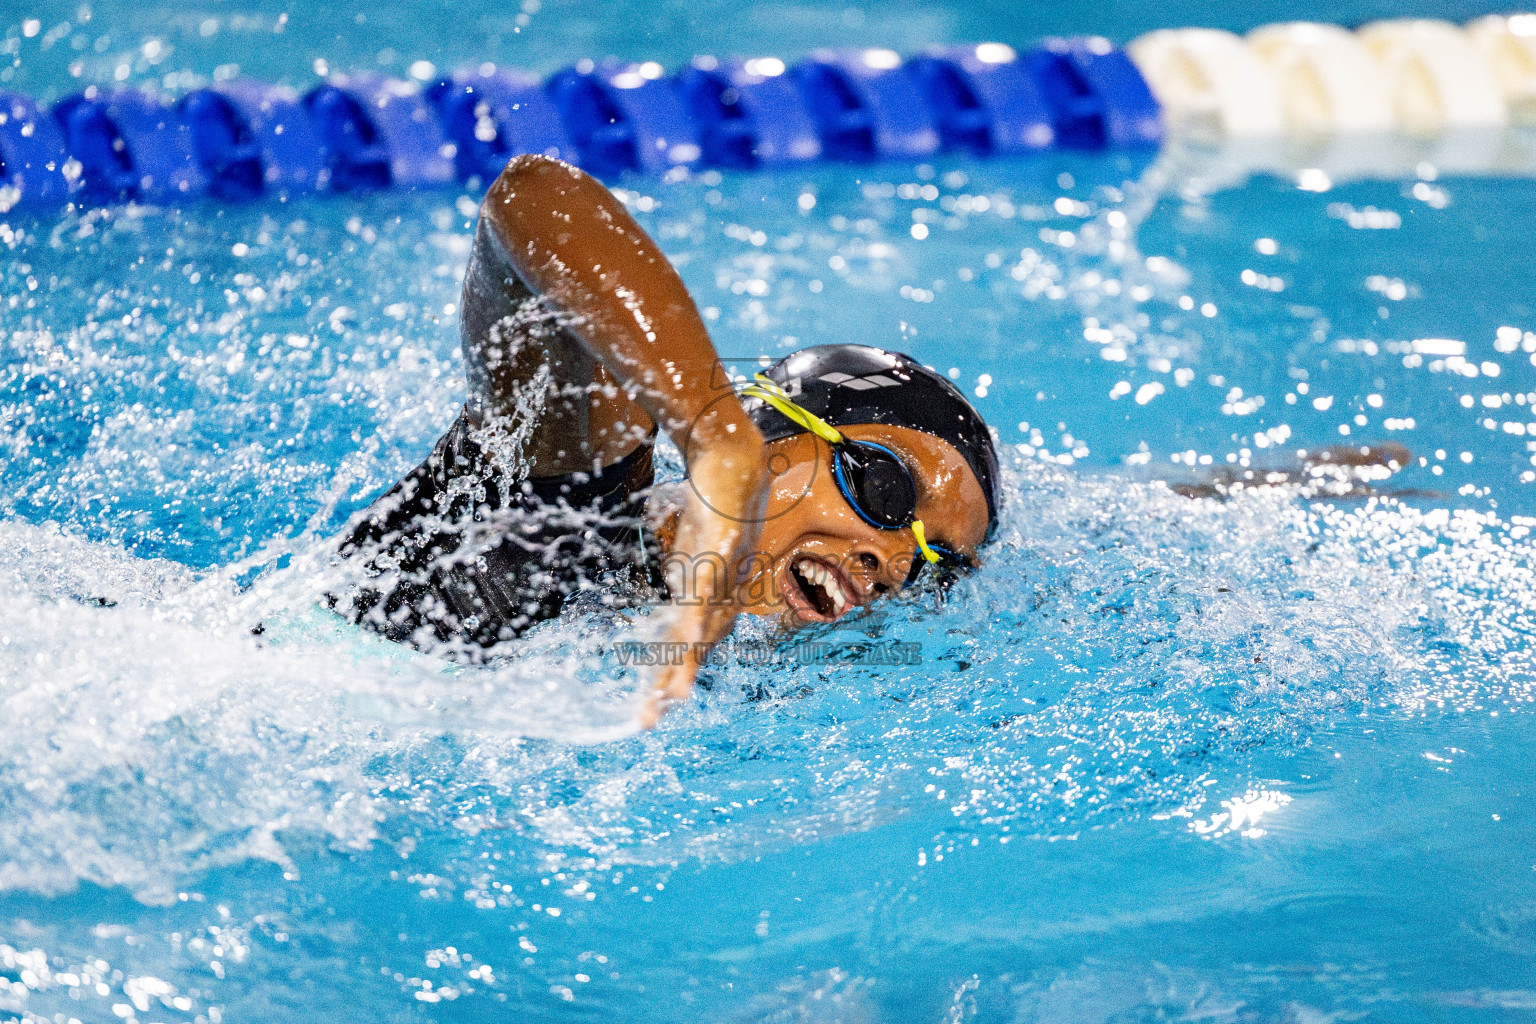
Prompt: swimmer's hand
<box><xmin>640</xmin><ymin>437</ymin><xmax>770</xmax><ymax>729</ymax></box>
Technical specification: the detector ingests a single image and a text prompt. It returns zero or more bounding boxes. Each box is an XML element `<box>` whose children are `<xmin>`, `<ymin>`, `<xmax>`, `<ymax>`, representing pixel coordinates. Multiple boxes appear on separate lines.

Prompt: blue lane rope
<box><xmin>0</xmin><ymin>38</ymin><xmax>1162</xmax><ymax>210</ymax></box>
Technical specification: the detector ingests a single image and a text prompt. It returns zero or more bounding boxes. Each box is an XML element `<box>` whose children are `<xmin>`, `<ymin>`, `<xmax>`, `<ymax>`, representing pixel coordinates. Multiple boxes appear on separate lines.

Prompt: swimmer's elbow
<box><xmin>498</xmin><ymin>151</ymin><xmax>574</xmax><ymax>185</ymax></box>
<box><xmin>482</xmin><ymin>153</ymin><xmax>602</xmax><ymax>223</ymax></box>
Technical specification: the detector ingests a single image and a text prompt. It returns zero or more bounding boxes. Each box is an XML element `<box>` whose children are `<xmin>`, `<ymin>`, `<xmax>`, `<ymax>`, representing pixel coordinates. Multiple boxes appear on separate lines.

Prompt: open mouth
<box><xmin>786</xmin><ymin>556</ymin><xmax>855</xmax><ymax>620</ymax></box>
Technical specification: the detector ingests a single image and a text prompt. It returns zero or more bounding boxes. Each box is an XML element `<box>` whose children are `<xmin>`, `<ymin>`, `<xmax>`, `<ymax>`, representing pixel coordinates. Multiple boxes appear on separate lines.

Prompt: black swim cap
<box><xmin>743</xmin><ymin>344</ymin><xmax>1000</xmax><ymax>534</ymax></box>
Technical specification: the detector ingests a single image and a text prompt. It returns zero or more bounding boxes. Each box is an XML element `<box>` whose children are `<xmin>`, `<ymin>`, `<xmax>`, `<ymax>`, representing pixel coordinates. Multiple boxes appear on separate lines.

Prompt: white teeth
<box><xmin>794</xmin><ymin>558</ymin><xmax>850</xmax><ymax>617</ymax></box>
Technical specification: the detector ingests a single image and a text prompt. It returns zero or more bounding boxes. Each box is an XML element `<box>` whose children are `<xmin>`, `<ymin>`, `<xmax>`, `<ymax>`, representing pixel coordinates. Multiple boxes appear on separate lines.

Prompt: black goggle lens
<box><xmin>835</xmin><ymin>441</ymin><xmax>918</xmax><ymax>529</ymax></box>
<box><xmin>829</xmin><ymin>440</ymin><xmax>975</xmax><ymax>589</ymax></box>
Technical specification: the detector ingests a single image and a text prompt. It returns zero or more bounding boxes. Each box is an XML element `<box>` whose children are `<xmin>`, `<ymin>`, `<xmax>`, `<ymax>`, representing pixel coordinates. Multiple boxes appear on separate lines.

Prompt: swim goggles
<box><xmin>740</xmin><ymin>375</ymin><xmax>971</xmax><ymax>585</ymax></box>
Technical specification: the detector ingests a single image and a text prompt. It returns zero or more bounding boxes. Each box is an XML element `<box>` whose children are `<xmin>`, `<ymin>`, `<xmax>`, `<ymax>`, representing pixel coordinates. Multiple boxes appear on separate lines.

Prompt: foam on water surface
<box><xmin>3</xmin><ymin>93</ymin><xmax>1536</xmax><ymax>1021</ymax></box>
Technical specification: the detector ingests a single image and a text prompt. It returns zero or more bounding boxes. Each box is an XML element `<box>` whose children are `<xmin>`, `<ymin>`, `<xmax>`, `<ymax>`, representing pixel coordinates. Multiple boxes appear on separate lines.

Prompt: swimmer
<box><xmin>333</xmin><ymin>155</ymin><xmax>999</xmax><ymax>725</ymax></box>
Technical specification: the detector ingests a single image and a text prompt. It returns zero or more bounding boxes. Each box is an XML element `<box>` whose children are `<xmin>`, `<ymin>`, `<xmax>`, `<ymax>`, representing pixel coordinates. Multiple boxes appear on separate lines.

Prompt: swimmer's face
<box><xmin>739</xmin><ymin>423</ymin><xmax>990</xmax><ymax>628</ymax></box>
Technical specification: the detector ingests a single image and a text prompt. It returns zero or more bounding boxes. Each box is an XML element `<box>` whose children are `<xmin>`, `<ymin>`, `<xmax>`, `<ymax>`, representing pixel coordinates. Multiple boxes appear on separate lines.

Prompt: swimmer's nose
<box><xmin>850</xmin><ymin>544</ymin><xmax>913</xmax><ymax>595</ymax></box>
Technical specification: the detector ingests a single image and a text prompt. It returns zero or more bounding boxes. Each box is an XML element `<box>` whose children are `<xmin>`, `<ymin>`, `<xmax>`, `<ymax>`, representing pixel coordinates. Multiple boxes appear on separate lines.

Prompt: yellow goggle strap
<box><xmin>739</xmin><ymin>375</ymin><xmax>844</xmax><ymax>446</ymax></box>
<box><xmin>910</xmin><ymin>519</ymin><xmax>941</xmax><ymax>564</ymax></box>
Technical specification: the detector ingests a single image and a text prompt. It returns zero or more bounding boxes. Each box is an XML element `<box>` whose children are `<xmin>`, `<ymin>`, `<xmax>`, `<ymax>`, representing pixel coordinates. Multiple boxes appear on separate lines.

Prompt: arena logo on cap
<box><xmin>815</xmin><ymin>371</ymin><xmax>903</xmax><ymax>390</ymax></box>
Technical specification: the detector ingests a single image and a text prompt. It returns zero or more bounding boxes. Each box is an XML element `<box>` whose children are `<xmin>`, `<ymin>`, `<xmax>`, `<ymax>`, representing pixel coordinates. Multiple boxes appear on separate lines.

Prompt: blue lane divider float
<box><xmin>429</xmin><ymin>65</ymin><xmax>572</xmax><ymax>180</ymax></box>
<box><xmin>907</xmin><ymin>43</ymin><xmax>1054</xmax><ymax>155</ymax></box>
<box><xmin>546</xmin><ymin>59</ymin><xmax>703</xmax><ymax>176</ymax></box>
<box><xmin>305</xmin><ymin>74</ymin><xmax>457</xmax><ymax>189</ymax></box>
<box><xmin>0</xmin><ymin>93</ymin><xmax>74</xmax><ymax>206</ymax></box>
<box><xmin>791</xmin><ymin>48</ymin><xmax>942</xmax><ymax>160</ymax></box>
<box><xmin>676</xmin><ymin>57</ymin><xmax>822</xmax><ymax>168</ymax></box>
<box><xmin>0</xmin><ymin>36</ymin><xmax>1163</xmax><ymax>211</ymax></box>
<box><xmin>178</xmin><ymin>87</ymin><xmax>273</xmax><ymax>199</ymax></box>
<box><xmin>1024</xmin><ymin>37</ymin><xmax>1163</xmax><ymax>148</ymax></box>
<box><xmin>54</xmin><ymin>88</ymin><xmax>208</xmax><ymax>200</ymax></box>
<box><xmin>181</xmin><ymin>81</ymin><xmax>328</xmax><ymax>198</ymax></box>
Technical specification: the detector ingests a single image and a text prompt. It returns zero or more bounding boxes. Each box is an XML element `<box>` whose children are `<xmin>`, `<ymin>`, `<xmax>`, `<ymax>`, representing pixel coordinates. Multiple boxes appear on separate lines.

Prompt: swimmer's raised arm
<box><xmin>464</xmin><ymin>154</ymin><xmax>770</xmax><ymax>726</ymax></box>
<box><xmin>463</xmin><ymin>154</ymin><xmax>753</xmax><ymax>474</ymax></box>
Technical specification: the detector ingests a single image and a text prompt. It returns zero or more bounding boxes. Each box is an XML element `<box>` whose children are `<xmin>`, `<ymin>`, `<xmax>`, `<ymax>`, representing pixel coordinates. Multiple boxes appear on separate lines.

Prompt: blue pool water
<box><xmin>5</xmin><ymin>2</ymin><xmax>1536</xmax><ymax>1021</ymax></box>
